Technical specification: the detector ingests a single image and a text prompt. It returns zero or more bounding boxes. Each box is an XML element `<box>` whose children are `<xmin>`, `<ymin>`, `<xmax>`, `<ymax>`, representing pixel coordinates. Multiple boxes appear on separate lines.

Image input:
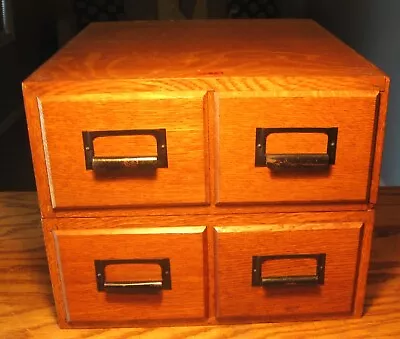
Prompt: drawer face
<box><xmin>39</xmin><ymin>93</ymin><xmax>208</xmax><ymax>209</ymax></box>
<box><xmin>214</xmin><ymin>223</ymin><xmax>362</xmax><ymax>319</ymax></box>
<box><xmin>216</xmin><ymin>93</ymin><xmax>378</xmax><ymax>204</ymax></box>
<box><xmin>53</xmin><ymin>226</ymin><xmax>207</xmax><ymax>323</ymax></box>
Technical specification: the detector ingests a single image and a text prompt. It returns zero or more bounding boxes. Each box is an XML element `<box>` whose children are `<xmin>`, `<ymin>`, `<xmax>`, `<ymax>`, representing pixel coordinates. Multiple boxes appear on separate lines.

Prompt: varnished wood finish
<box><xmin>21</xmin><ymin>188</ymin><xmax>394</xmax><ymax>230</ymax></box>
<box><xmin>353</xmin><ymin>209</ymin><xmax>375</xmax><ymax>317</ymax></box>
<box><xmin>22</xmin><ymin>19</ymin><xmax>389</xmax><ymax>216</ymax></box>
<box><xmin>214</xmin><ymin>223</ymin><xmax>362</xmax><ymax>318</ymax></box>
<box><xmin>369</xmin><ymin>78</ymin><xmax>391</xmax><ymax>204</ymax></box>
<box><xmin>21</xmin><ymin>19</ymin><xmax>389</xmax><ymax>328</ymax></box>
<box><xmin>22</xmin><ymin>86</ymin><xmax>55</xmax><ymax>218</ymax></box>
<box><xmin>41</xmin><ymin>217</ymin><xmax>69</xmax><ymax>327</ymax></box>
<box><xmin>42</xmin><ymin>211</ymin><xmax>372</xmax><ymax>327</ymax></box>
<box><xmin>52</xmin><ymin>226</ymin><xmax>207</xmax><ymax>323</ymax></box>
<box><xmin>1</xmin><ymin>192</ymin><xmax>400</xmax><ymax>337</ymax></box>
<box><xmin>217</xmin><ymin>93</ymin><xmax>379</xmax><ymax>204</ymax></box>
<box><xmin>51</xmin><ymin>202</ymin><xmax>371</xmax><ymax>218</ymax></box>
<box><xmin>39</xmin><ymin>93</ymin><xmax>209</xmax><ymax>209</ymax></box>
<box><xmin>25</xmin><ymin>20</ymin><xmax>385</xmax><ymax>83</ymax></box>
<box><xmin>26</xmin><ymin>76</ymin><xmax>386</xmax><ymax>100</ymax></box>
<box><xmin>46</xmin><ymin>210</ymin><xmax>372</xmax><ymax>230</ymax></box>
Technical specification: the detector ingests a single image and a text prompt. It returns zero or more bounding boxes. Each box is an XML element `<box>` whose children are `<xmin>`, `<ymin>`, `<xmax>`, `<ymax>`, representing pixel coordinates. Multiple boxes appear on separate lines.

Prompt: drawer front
<box><xmin>53</xmin><ymin>226</ymin><xmax>207</xmax><ymax>323</ymax></box>
<box><xmin>216</xmin><ymin>93</ymin><xmax>378</xmax><ymax>204</ymax></box>
<box><xmin>39</xmin><ymin>93</ymin><xmax>208</xmax><ymax>209</ymax></box>
<box><xmin>214</xmin><ymin>223</ymin><xmax>362</xmax><ymax>319</ymax></box>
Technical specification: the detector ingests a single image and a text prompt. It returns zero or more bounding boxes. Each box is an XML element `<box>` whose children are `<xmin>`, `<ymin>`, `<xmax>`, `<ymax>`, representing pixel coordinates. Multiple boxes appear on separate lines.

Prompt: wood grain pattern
<box><xmin>8</xmin><ymin>186</ymin><xmax>391</xmax><ymax>230</ymax></box>
<box><xmin>261</xmin><ymin>257</ymin><xmax>317</xmax><ymax>277</ymax></box>
<box><xmin>42</xmin><ymin>211</ymin><xmax>373</xmax><ymax>327</ymax></box>
<box><xmin>22</xmin><ymin>86</ymin><xmax>55</xmax><ymax>218</ymax></box>
<box><xmin>22</xmin><ymin>20</ymin><xmax>389</xmax><ymax>216</ymax></box>
<box><xmin>25</xmin><ymin>75</ymin><xmax>387</xmax><ymax>98</ymax></box>
<box><xmin>369</xmin><ymin>78</ymin><xmax>391</xmax><ymax>204</ymax></box>
<box><xmin>26</xmin><ymin>84</ymin><xmax>384</xmax><ymax>215</ymax></box>
<box><xmin>353</xmin><ymin>209</ymin><xmax>374</xmax><ymax>316</ymax></box>
<box><xmin>93</xmin><ymin>134</ymin><xmax>157</xmax><ymax>157</ymax></box>
<box><xmin>41</xmin><ymin>215</ymin><xmax>69</xmax><ymax>328</ymax></box>
<box><xmin>266</xmin><ymin>132</ymin><xmax>327</xmax><ymax>154</ymax></box>
<box><xmin>51</xmin><ymin>202</ymin><xmax>371</xmax><ymax>218</ymax></box>
<box><xmin>21</xmin><ymin>82</ymin><xmax>376</xmax><ymax>218</ymax></box>
<box><xmin>52</xmin><ymin>227</ymin><xmax>207</xmax><ymax>323</ymax></box>
<box><xmin>203</xmin><ymin>90</ymin><xmax>217</xmax><ymax>322</ymax></box>
<box><xmin>216</xmin><ymin>93</ymin><xmax>379</xmax><ymax>204</ymax></box>
<box><xmin>25</xmin><ymin>20</ymin><xmax>386</xmax><ymax>82</ymax></box>
<box><xmin>19</xmin><ymin>19</ymin><xmax>389</xmax><ymax>330</ymax></box>
<box><xmin>46</xmin><ymin>210</ymin><xmax>372</xmax><ymax>230</ymax></box>
<box><xmin>39</xmin><ymin>92</ymin><xmax>209</xmax><ymax>209</ymax></box>
<box><xmin>1</xmin><ymin>192</ymin><xmax>400</xmax><ymax>337</ymax></box>
<box><xmin>214</xmin><ymin>223</ymin><xmax>362</xmax><ymax>318</ymax></box>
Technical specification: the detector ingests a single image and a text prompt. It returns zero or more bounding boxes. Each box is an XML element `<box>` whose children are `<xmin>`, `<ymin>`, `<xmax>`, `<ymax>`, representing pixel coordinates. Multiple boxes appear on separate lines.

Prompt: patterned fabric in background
<box><xmin>74</xmin><ymin>0</ymin><xmax>125</xmax><ymax>29</ymax></box>
<box><xmin>227</xmin><ymin>0</ymin><xmax>279</xmax><ymax>18</ymax></box>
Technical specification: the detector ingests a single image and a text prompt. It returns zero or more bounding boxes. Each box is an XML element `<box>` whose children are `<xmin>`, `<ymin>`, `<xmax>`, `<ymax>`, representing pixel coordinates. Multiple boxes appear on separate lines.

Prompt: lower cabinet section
<box><xmin>52</xmin><ymin>226</ymin><xmax>208</xmax><ymax>323</ymax></box>
<box><xmin>214</xmin><ymin>222</ymin><xmax>363</xmax><ymax>319</ymax></box>
<box><xmin>47</xmin><ymin>216</ymin><xmax>368</xmax><ymax>327</ymax></box>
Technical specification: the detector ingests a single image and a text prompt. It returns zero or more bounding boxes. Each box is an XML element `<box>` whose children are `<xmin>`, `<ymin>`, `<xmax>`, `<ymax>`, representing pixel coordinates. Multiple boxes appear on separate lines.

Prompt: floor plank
<box><xmin>0</xmin><ymin>192</ymin><xmax>399</xmax><ymax>338</ymax></box>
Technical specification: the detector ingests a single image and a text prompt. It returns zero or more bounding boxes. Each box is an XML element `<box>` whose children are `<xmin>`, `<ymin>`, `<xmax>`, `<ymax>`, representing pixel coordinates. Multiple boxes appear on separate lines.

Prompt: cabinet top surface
<box><xmin>26</xmin><ymin>19</ymin><xmax>386</xmax><ymax>85</ymax></box>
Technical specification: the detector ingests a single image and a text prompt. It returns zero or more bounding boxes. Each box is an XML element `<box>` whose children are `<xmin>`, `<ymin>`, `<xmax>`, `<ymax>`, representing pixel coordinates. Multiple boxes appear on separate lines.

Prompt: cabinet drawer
<box><xmin>216</xmin><ymin>93</ymin><xmax>378</xmax><ymax>204</ymax></box>
<box><xmin>53</xmin><ymin>226</ymin><xmax>207</xmax><ymax>323</ymax></box>
<box><xmin>38</xmin><ymin>93</ymin><xmax>208</xmax><ymax>209</ymax></box>
<box><xmin>214</xmin><ymin>222</ymin><xmax>362</xmax><ymax>319</ymax></box>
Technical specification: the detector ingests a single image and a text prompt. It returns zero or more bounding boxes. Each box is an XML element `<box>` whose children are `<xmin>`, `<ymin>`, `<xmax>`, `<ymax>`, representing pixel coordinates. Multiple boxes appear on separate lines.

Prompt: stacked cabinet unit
<box><xmin>23</xmin><ymin>20</ymin><xmax>390</xmax><ymax>328</ymax></box>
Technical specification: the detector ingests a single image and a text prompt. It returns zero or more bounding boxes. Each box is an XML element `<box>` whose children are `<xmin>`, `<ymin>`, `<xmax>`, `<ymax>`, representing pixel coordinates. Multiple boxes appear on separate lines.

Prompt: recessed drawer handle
<box><xmin>82</xmin><ymin>129</ymin><xmax>168</xmax><ymax>171</ymax></box>
<box><xmin>252</xmin><ymin>253</ymin><xmax>326</xmax><ymax>287</ymax></box>
<box><xmin>255</xmin><ymin>127</ymin><xmax>338</xmax><ymax>169</ymax></box>
<box><xmin>95</xmin><ymin>258</ymin><xmax>171</xmax><ymax>293</ymax></box>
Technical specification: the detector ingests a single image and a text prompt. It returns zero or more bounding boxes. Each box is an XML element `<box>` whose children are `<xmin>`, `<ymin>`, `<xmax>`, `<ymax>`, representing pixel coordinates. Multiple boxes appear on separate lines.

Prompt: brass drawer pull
<box><xmin>255</xmin><ymin>127</ymin><xmax>338</xmax><ymax>169</ymax></box>
<box><xmin>252</xmin><ymin>253</ymin><xmax>326</xmax><ymax>287</ymax></box>
<box><xmin>91</xmin><ymin>156</ymin><xmax>158</xmax><ymax>171</ymax></box>
<box><xmin>104</xmin><ymin>281</ymin><xmax>162</xmax><ymax>289</ymax></box>
<box><xmin>94</xmin><ymin>258</ymin><xmax>171</xmax><ymax>293</ymax></box>
<box><xmin>83</xmin><ymin>129</ymin><xmax>168</xmax><ymax>171</ymax></box>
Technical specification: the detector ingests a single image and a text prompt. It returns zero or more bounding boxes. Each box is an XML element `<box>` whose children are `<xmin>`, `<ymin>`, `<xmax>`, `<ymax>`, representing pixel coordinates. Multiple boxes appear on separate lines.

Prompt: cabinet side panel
<box><xmin>369</xmin><ymin>77</ymin><xmax>390</xmax><ymax>204</ymax></box>
<box><xmin>22</xmin><ymin>84</ymin><xmax>54</xmax><ymax>217</ymax></box>
<box><xmin>353</xmin><ymin>210</ymin><xmax>375</xmax><ymax>317</ymax></box>
<box><xmin>41</xmin><ymin>219</ymin><xmax>69</xmax><ymax>327</ymax></box>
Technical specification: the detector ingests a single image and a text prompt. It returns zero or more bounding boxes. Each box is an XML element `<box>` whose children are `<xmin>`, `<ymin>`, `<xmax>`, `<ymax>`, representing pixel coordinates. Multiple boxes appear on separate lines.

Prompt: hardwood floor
<box><xmin>0</xmin><ymin>191</ymin><xmax>399</xmax><ymax>338</ymax></box>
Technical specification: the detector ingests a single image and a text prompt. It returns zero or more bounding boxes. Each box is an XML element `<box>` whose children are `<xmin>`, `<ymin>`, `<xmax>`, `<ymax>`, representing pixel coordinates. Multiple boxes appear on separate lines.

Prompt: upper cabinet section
<box><xmin>22</xmin><ymin>19</ymin><xmax>389</xmax><ymax>214</ymax></box>
<box><xmin>24</xmin><ymin>20</ymin><xmax>386</xmax><ymax>89</ymax></box>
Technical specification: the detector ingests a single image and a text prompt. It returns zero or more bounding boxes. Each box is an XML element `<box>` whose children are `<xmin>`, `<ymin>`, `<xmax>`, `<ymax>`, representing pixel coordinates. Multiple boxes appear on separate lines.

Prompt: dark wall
<box><xmin>0</xmin><ymin>0</ymin><xmax>58</xmax><ymax>122</ymax></box>
<box><xmin>0</xmin><ymin>0</ymin><xmax>58</xmax><ymax>191</ymax></box>
<box><xmin>276</xmin><ymin>0</ymin><xmax>309</xmax><ymax>17</ymax></box>
<box><xmin>309</xmin><ymin>0</ymin><xmax>400</xmax><ymax>186</ymax></box>
<box><xmin>0</xmin><ymin>41</ymin><xmax>20</xmax><ymax>119</ymax></box>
